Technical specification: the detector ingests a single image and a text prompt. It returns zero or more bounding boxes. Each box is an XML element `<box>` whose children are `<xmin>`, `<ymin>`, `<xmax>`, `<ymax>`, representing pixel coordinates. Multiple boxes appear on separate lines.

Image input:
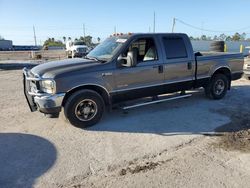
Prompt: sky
<box><xmin>0</xmin><ymin>0</ymin><xmax>250</xmax><ymax>45</ymax></box>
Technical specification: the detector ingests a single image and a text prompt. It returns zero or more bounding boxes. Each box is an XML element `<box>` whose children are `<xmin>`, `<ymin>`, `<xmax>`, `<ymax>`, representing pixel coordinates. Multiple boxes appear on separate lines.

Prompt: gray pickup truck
<box><xmin>23</xmin><ymin>33</ymin><xmax>244</xmax><ymax>127</ymax></box>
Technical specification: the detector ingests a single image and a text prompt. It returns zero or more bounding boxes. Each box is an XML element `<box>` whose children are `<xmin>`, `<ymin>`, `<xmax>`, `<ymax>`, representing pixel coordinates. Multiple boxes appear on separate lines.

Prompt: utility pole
<box><xmin>201</xmin><ymin>21</ymin><xmax>204</xmax><ymax>36</ymax></box>
<box><xmin>153</xmin><ymin>11</ymin><xmax>156</xmax><ymax>33</ymax></box>
<box><xmin>83</xmin><ymin>24</ymin><xmax>86</xmax><ymax>42</ymax></box>
<box><xmin>171</xmin><ymin>17</ymin><xmax>176</xmax><ymax>33</ymax></box>
<box><xmin>33</xmin><ymin>25</ymin><xmax>37</xmax><ymax>46</ymax></box>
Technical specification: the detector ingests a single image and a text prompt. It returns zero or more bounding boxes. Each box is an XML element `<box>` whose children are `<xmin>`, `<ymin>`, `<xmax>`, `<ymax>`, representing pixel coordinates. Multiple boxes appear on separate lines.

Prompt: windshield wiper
<box><xmin>85</xmin><ymin>56</ymin><xmax>98</xmax><ymax>61</ymax></box>
<box><xmin>85</xmin><ymin>56</ymin><xmax>106</xmax><ymax>63</ymax></box>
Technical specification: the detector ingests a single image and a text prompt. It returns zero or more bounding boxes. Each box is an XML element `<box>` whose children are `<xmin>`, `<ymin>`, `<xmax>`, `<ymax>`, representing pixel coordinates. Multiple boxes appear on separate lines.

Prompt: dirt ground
<box><xmin>0</xmin><ymin>50</ymin><xmax>66</xmax><ymax>61</ymax></box>
<box><xmin>0</xmin><ymin>68</ymin><xmax>250</xmax><ymax>188</ymax></box>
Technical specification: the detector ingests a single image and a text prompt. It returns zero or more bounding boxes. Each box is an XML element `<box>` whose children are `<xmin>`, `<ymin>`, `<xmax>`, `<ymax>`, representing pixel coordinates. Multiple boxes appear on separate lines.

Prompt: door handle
<box><xmin>153</xmin><ymin>65</ymin><xmax>163</xmax><ymax>73</ymax></box>
<box><xmin>187</xmin><ymin>62</ymin><xmax>192</xmax><ymax>70</ymax></box>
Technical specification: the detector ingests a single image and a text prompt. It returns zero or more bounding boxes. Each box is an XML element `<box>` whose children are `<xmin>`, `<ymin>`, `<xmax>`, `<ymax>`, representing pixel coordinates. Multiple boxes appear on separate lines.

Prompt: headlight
<box><xmin>39</xmin><ymin>79</ymin><xmax>56</xmax><ymax>94</ymax></box>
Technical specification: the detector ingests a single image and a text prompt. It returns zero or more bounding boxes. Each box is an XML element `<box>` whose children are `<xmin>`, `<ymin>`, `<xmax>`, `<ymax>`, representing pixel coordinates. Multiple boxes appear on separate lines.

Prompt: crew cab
<box><xmin>23</xmin><ymin>33</ymin><xmax>244</xmax><ymax>128</ymax></box>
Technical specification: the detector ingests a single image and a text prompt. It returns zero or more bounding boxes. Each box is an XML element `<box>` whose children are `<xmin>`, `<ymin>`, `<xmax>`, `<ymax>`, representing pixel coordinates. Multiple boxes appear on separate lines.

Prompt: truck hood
<box><xmin>31</xmin><ymin>58</ymin><xmax>100</xmax><ymax>78</ymax></box>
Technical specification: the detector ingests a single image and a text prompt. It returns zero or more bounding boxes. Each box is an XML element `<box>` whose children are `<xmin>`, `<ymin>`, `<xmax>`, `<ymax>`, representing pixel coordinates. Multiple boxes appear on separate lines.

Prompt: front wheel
<box><xmin>64</xmin><ymin>90</ymin><xmax>105</xmax><ymax>128</ymax></box>
<box><xmin>205</xmin><ymin>74</ymin><xmax>229</xmax><ymax>100</ymax></box>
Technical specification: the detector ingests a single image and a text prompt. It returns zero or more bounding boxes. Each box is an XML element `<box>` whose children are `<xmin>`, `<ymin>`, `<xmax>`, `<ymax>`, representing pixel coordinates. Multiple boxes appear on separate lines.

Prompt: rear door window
<box><xmin>162</xmin><ymin>37</ymin><xmax>188</xmax><ymax>59</ymax></box>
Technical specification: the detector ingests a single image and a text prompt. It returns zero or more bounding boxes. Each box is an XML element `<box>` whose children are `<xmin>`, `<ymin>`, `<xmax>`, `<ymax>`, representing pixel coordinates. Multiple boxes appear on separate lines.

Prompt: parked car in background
<box><xmin>66</xmin><ymin>41</ymin><xmax>89</xmax><ymax>58</ymax></box>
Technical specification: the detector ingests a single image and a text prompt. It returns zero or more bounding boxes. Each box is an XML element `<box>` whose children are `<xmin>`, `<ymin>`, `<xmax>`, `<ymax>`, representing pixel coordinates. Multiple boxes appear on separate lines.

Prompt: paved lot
<box><xmin>0</xmin><ymin>69</ymin><xmax>250</xmax><ymax>187</ymax></box>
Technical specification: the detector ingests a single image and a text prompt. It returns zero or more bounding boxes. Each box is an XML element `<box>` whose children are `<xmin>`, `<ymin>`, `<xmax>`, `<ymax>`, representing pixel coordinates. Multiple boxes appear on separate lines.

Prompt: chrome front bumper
<box><xmin>34</xmin><ymin>93</ymin><xmax>65</xmax><ymax>112</ymax></box>
<box><xmin>23</xmin><ymin>68</ymin><xmax>65</xmax><ymax>114</ymax></box>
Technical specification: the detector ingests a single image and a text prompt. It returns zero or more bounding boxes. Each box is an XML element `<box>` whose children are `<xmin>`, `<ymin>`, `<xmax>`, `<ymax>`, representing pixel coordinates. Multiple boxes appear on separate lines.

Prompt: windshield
<box><xmin>74</xmin><ymin>41</ymin><xmax>86</xmax><ymax>45</ymax></box>
<box><xmin>87</xmin><ymin>37</ymin><xmax>127</xmax><ymax>61</ymax></box>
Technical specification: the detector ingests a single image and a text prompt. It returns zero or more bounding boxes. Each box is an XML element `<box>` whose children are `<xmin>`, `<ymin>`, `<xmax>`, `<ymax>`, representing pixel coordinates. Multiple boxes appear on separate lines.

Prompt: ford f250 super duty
<box><xmin>23</xmin><ymin>33</ymin><xmax>244</xmax><ymax>128</ymax></box>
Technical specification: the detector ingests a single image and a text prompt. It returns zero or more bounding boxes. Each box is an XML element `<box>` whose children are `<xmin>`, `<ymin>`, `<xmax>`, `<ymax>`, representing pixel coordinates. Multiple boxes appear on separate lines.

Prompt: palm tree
<box><xmin>63</xmin><ymin>36</ymin><xmax>66</xmax><ymax>43</ymax></box>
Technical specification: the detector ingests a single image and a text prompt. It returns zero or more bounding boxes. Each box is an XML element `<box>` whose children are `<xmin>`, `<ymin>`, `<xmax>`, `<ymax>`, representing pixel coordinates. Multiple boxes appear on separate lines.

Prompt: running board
<box><xmin>122</xmin><ymin>94</ymin><xmax>192</xmax><ymax>110</ymax></box>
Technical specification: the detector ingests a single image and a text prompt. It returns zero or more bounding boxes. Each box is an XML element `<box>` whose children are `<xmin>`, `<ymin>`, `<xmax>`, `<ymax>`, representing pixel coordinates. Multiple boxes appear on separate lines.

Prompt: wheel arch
<box><xmin>211</xmin><ymin>67</ymin><xmax>231</xmax><ymax>89</ymax></box>
<box><xmin>62</xmin><ymin>84</ymin><xmax>111</xmax><ymax>107</ymax></box>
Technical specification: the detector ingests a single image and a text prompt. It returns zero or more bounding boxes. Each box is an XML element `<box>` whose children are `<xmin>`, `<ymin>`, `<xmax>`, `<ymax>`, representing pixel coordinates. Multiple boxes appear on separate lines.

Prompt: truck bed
<box><xmin>195</xmin><ymin>52</ymin><xmax>244</xmax><ymax>81</ymax></box>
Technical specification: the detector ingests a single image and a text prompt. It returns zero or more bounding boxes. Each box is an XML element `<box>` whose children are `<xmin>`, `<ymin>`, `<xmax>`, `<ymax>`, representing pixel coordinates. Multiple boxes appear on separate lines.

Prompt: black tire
<box><xmin>210</xmin><ymin>41</ymin><xmax>225</xmax><ymax>52</ymax></box>
<box><xmin>64</xmin><ymin>89</ymin><xmax>105</xmax><ymax>128</ymax></box>
<box><xmin>205</xmin><ymin>74</ymin><xmax>229</xmax><ymax>100</ymax></box>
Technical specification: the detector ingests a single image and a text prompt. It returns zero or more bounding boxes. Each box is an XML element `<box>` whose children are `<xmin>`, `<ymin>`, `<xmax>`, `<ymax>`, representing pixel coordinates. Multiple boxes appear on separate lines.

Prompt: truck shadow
<box><xmin>0</xmin><ymin>133</ymin><xmax>57</xmax><ymax>188</ymax></box>
<box><xmin>87</xmin><ymin>85</ymin><xmax>250</xmax><ymax>136</ymax></box>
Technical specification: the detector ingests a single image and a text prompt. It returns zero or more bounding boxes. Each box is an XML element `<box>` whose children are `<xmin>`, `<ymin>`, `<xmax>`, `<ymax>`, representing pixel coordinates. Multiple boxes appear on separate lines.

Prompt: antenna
<box><xmin>171</xmin><ymin>18</ymin><xmax>176</xmax><ymax>33</ymax></box>
<box><xmin>33</xmin><ymin>25</ymin><xmax>37</xmax><ymax>46</ymax></box>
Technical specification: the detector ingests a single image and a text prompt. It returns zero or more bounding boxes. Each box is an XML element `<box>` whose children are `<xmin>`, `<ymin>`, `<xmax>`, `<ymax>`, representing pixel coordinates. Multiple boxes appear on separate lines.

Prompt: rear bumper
<box><xmin>23</xmin><ymin>68</ymin><xmax>65</xmax><ymax>114</ymax></box>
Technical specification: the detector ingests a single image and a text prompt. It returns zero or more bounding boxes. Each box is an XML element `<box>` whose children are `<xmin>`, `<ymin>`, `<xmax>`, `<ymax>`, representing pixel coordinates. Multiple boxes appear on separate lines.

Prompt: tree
<box><xmin>218</xmin><ymin>34</ymin><xmax>227</xmax><ymax>41</ymax></box>
<box><xmin>63</xmin><ymin>36</ymin><xmax>66</xmax><ymax>43</ymax></box>
<box><xmin>232</xmin><ymin>32</ymin><xmax>241</xmax><ymax>41</ymax></box>
<box><xmin>68</xmin><ymin>37</ymin><xmax>71</xmax><ymax>41</ymax></box>
<box><xmin>200</xmin><ymin>35</ymin><xmax>207</xmax><ymax>41</ymax></box>
<box><xmin>78</xmin><ymin>35</ymin><xmax>93</xmax><ymax>46</ymax></box>
<box><xmin>43</xmin><ymin>38</ymin><xmax>64</xmax><ymax>47</ymax></box>
<box><xmin>97</xmin><ymin>37</ymin><xmax>101</xmax><ymax>43</ymax></box>
<box><xmin>206</xmin><ymin>36</ymin><xmax>212</xmax><ymax>41</ymax></box>
<box><xmin>225</xmin><ymin>36</ymin><xmax>232</xmax><ymax>41</ymax></box>
<box><xmin>213</xmin><ymin>35</ymin><xmax>218</xmax><ymax>41</ymax></box>
<box><xmin>240</xmin><ymin>32</ymin><xmax>246</xmax><ymax>41</ymax></box>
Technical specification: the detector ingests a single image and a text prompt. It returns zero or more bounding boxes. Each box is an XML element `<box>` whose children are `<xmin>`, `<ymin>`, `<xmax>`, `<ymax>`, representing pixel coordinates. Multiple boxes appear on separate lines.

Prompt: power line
<box><xmin>175</xmin><ymin>18</ymin><xmax>250</xmax><ymax>33</ymax></box>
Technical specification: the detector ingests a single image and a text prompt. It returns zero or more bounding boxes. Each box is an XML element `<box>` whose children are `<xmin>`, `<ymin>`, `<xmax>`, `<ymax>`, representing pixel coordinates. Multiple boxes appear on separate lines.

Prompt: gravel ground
<box><xmin>0</xmin><ymin>69</ymin><xmax>250</xmax><ymax>188</ymax></box>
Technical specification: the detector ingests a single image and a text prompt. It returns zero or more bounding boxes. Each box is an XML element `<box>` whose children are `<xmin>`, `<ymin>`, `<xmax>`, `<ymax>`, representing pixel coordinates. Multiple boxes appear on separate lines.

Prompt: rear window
<box><xmin>163</xmin><ymin>37</ymin><xmax>188</xmax><ymax>59</ymax></box>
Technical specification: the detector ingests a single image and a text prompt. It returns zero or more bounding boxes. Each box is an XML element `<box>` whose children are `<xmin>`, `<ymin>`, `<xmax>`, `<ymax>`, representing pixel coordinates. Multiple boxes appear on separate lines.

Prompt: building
<box><xmin>0</xmin><ymin>40</ymin><xmax>13</xmax><ymax>50</ymax></box>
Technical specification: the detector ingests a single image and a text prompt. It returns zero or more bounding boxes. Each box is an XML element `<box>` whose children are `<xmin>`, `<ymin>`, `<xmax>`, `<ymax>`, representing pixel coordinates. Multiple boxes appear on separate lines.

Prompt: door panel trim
<box><xmin>111</xmin><ymin>80</ymin><xmax>194</xmax><ymax>103</ymax></box>
<box><xmin>110</xmin><ymin>78</ymin><xmax>193</xmax><ymax>93</ymax></box>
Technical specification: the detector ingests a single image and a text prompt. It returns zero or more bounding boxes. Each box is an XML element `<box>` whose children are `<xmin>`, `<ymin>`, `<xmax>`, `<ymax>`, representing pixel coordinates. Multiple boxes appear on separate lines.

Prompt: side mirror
<box><xmin>118</xmin><ymin>48</ymin><xmax>138</xmax><ymax>67</ymax></box>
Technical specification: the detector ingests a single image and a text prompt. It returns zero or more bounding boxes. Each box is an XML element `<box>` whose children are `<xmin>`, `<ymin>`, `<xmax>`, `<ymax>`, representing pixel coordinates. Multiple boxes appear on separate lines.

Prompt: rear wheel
<box><xmin>64</xmin><ymin>90</ymin><xmax>105</xmax><ymax>128</ymax></box>
<box><xmin>205</xmin><ymin>74</ymin><xmax>229</xmax><ymax>100</ymax></box>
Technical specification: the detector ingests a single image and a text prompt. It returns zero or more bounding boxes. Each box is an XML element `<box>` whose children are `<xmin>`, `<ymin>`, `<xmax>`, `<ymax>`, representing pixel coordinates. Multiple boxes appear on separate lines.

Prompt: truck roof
<box><xmin>111</xmin><ymin>33</ymin><xmax>187</xmax><ymax>38</ymax></box>
<box><xmin>110</xmin><ymin>33</ymin><xmax>188</xmax><ymax>39</ymax></box>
